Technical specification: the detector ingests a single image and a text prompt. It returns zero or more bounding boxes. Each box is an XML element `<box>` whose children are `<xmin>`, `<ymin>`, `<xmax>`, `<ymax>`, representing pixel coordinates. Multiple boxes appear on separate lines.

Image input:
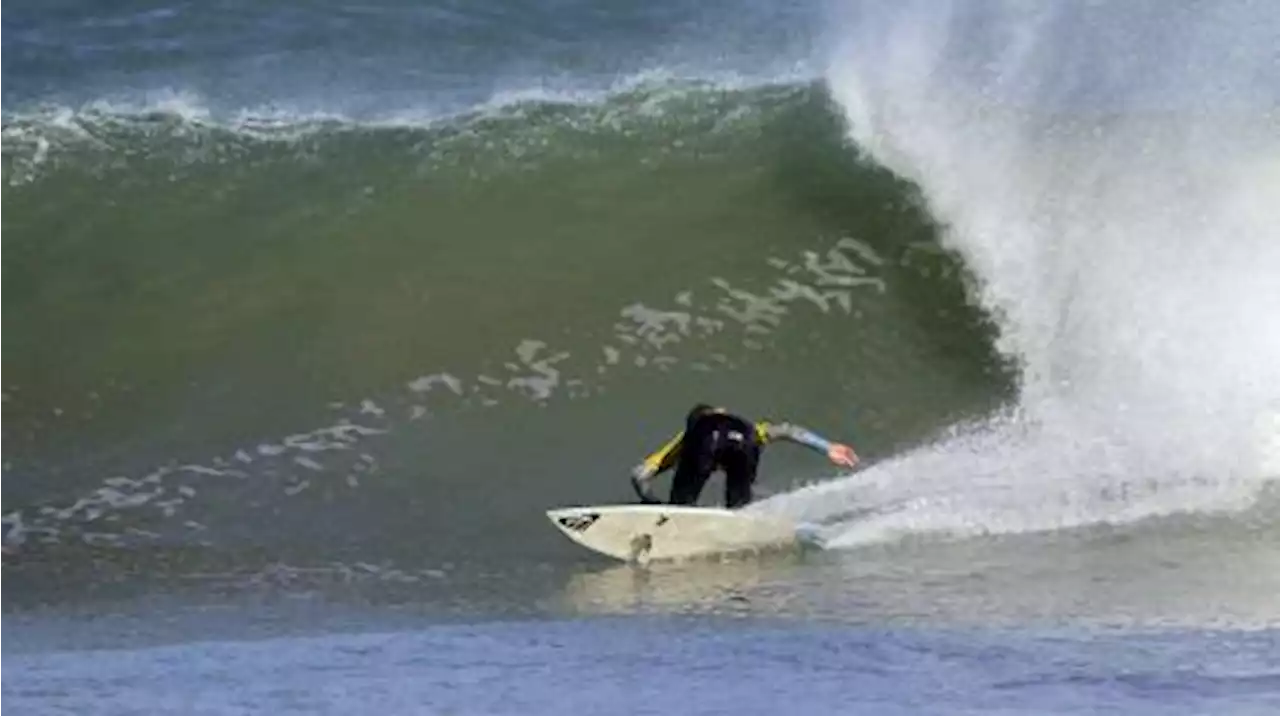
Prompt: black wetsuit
<box><xmin>669</xmin><ymin>410</ymin><xmax>761</xmax><ymax>508</ymax></box>
<box><xmin>631</xmin><ymin>408</ymin><xmax>836</xmax><ymax>509</ymax></box>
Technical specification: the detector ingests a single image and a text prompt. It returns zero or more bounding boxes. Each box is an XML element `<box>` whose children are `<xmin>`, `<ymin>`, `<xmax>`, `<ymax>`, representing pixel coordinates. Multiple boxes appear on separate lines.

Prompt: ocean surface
<box><xmin>4</xmin><ymin>0</ymin><xmax>1280</xmax><ymax>714</ymax></box>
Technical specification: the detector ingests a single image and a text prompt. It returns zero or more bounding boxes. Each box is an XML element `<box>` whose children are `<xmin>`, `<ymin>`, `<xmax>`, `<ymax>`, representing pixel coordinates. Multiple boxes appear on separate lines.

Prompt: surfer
<box><xmin>629</xmin><ymin>404</ymin><xmax>859</xmax><ymax>509</ymax></box>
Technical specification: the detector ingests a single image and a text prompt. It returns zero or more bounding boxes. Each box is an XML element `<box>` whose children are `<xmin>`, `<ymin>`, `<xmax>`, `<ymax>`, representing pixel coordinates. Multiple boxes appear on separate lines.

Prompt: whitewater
<box><xmin>758</xmin><ymin>0</ymin><xmax>1280</xmax><ymax>548</ymax></box>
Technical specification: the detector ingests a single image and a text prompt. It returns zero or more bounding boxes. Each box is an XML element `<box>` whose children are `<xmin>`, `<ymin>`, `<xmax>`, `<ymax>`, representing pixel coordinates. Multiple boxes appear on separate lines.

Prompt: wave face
<box><xmin>5</xmin><ymin>0</ymin><xmax>1277</xmax><ymax>609</ymax></box>
<box><xmin>759</xmin><ymin>0</ymin><xmax>1280</xmax><ymax>546</ymax></box>
<box><xmin>2</xmin><ymin>25</ymin><xmax>1005</xmax><ymax>594</ymax></box>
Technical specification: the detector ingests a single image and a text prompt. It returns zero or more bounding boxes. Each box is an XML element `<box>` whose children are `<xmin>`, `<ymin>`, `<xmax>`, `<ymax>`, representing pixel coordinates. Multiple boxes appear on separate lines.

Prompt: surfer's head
<box><xmin>687</xmin><ymin>403</ymin><xmax>720</xmax><ymax>421</ymax></box>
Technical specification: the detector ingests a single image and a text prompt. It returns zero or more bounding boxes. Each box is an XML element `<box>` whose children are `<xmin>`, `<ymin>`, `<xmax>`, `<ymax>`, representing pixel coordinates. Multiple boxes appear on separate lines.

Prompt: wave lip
<box><xmin>2</xmin><ymin>71</ymin><xmax>822</xmax><ymax>189</ymax></box>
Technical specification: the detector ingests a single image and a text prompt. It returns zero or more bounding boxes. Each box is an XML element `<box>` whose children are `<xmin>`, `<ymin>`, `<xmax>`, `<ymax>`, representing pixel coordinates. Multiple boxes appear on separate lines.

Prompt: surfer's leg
<box><xmin>669</xmin><ymin>442</ymin><xmax>715</xmax><ymax>505</ymax></box>
<box><xmin>721</xmin><ymin>453</ymin><xmax>747</xmax><ymax>509</ymax></box>
<box><xmin>722</xmin><ymin>446</ymin><xmax>759</xmax><ymax>509</ymax></box>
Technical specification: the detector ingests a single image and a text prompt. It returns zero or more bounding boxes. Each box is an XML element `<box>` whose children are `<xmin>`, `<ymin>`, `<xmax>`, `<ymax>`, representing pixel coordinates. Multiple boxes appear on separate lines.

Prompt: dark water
<box><xmin>4</xmin><ymin>0</ymin><xmax>1280</xmax><ymax>713</ymax></box>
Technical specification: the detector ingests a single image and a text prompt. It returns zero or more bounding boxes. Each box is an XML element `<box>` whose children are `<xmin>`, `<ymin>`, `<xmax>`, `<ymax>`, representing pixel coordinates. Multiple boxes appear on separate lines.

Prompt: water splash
<box><xmin>759</xmin><ymin>0</ymin><xmax>1280</xmax><ymax>543</ymax></box>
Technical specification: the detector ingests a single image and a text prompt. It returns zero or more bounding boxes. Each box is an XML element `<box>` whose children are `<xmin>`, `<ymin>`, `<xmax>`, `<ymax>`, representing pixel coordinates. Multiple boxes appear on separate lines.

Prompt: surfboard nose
<box><xmin>548</xmin><ymin>508</ymin><xmax>602</xmax><ymax>535</ymax></box>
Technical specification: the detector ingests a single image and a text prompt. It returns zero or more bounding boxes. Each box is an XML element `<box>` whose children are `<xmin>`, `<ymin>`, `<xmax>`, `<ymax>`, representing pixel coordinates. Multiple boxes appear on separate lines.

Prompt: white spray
<box><xmin>759</xmin><ymin>0</ymin><xmax>1280</xmax><ymax>545</ymax></box>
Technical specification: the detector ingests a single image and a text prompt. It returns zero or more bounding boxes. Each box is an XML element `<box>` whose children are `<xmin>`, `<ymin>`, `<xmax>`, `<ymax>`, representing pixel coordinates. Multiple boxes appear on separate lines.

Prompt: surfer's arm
<box><xmin>757</xmin><ymin>422</ymin><xmax>859</xmax><ymax>468</ymax></box>
<box><xmin>629</xmin><ymin>431</ymin><xmax>684</xmax><ymax>505</ymax></box>
<box><xmin>758</xmin><ymin>421</ymin><xmax>832</xmax><ymax>451</ymax></box>
<box><xmin>631</xmin><ymin>431</ymin><xmax>684</xmax><ymax>480</ymax></box>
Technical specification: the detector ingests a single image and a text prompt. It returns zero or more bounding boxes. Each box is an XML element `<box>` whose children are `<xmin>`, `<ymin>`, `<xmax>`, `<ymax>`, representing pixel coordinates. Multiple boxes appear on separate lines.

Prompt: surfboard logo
<box><xmin>558</xmin><ymin>513</ymin><xmax>600</xmax><ymax>533</ymax></box>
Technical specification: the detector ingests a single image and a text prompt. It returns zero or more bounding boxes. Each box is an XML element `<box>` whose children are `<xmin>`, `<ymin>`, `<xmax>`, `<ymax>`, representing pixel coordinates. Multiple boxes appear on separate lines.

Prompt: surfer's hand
<box><xmin>828</xmin><ymin>443</ymin><xmax>858</xmax><ymax>468</ymax></box>
<box><xmin>630</xmin><ymin>474</ymin><xmax>662</xmax><ymax>504</ymax></box>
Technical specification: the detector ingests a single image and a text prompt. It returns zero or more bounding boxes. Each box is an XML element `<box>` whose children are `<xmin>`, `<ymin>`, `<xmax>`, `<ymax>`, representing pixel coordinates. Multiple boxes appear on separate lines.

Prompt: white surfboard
<box><xmin>546</xmin><ymin>504</ymin><xmax>818</xmax><ymax>563</ymax></box>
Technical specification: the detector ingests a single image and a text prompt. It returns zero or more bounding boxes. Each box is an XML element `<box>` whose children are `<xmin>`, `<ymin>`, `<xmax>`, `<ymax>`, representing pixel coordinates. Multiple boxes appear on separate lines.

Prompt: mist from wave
<box><xmin>758</xmin><ymin>0</ymin><xmax>1280</xmax><ymax>546</ymax></box>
